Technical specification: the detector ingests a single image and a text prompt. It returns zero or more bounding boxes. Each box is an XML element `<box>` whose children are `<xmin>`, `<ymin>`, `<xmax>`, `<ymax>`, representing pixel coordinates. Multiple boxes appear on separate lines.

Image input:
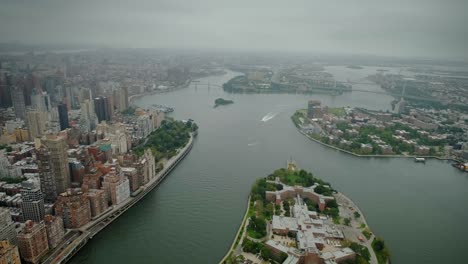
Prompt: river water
<box><xmin>71</xmin><ymin>67</ymin><xmax>468</xmax><ymax>264</ymax></box>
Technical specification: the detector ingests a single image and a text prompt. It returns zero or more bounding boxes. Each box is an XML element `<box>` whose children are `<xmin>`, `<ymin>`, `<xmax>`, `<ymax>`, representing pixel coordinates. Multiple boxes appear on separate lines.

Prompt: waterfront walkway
<box><xmin>335</xmin><ymin>192</ymin><xmax>378</xmax><ymax>264</ymax></box>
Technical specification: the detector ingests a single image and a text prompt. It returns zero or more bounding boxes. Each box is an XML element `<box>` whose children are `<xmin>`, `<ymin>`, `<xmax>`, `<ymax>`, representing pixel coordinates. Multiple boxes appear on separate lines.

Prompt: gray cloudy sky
<box><xmin>1</xmin><ymin>0</ymin><xmax>467</xmax><ymax>59</ymax></box>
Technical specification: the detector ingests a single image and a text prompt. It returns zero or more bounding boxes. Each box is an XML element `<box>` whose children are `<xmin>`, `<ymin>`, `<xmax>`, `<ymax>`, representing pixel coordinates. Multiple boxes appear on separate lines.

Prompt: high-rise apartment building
<box><xmin>27</xmin><ymin>111</ymin><xmax>49</xmax><ymax>140</ymax></box>
<box><xmin>30</xmin><ymin>90</ymin><xmax>51</xmax><ymax>112</ymax></box>
<box><xmin>0</xmin><ymin>207</ymin><xmax>17</xmax><ymax>246</ymax></box>
<box><xmin>0</xmin><ymin>72</ymin><xmax>13</xmax><ymax>108</ymax></box>
<box><xmin>307</xmin><ymin>100</ymin><xmax>323</xmax><ymax>119</ymax></box>
<box><xmin>11</xmin><ymin>86</ymin><xmax>26</xmax><ymax>120</ymax></box>
<box><xmin>79</xmin><ymin>99</ymin><xmax>97</xmax><ymax>133</ymax></box>
<box><xmin>17</xmin><ymin>220</ymin><xmax>49</xmax><ymax>264</ymax></box>
<box><xmin>43</xmin><ymin>215</ymin><xmax>65</xmax><ymax>249</ymax></box>
<box><xmin>101</xmin><ymin>169</ymin><xmax>130</xmax><ymax>206</ymax></box>
<box><xmin>42</xmin><ymin>135</ymin><xmax>70</xmax><ymax>195</ymax></box>
<box><xmin>93</xmin><ymin>96</ymin><xmax>110</xmax><ymax>122</ymax></box>
<box><xmin>20</xmin><ymin>180</ymin><xmax>45</xmax><ymax>223</ymax></box>
<box><xmin>122</xmin><ymin>167</ymin><xmax>139</xmax><ymax>193</ymax></box>
<box><xmin>54</xmin><ymin>189</ymin><xmax>91</xmax><ymax>229</ymax></box>
<box><xmin>57</xmin><ymin>103</ymin><xmax>69</xmax><ymax>130</ymax></box>
<box><xmin>136</xmin><ymin>149</ymin><xmax>156</xmax><ymax>186</ymax></box>
<box><xmin>118</xmin><ymin>86</ymin><xmax>129</xmax><ymax>111</ymax></box>
<box><xmin>0</xmin><ymin>240</ymin><xmax>21</xmax><ymax>264</ymax></box>
<box><xmin>36</xmin><ymin>146</ymin><xmax>57</xmax><ymax>201</ymax></box>
<box><xmin>85</xmin><ymin>189</ymin><xmax>108</xmax><ymax>218</ymax></box>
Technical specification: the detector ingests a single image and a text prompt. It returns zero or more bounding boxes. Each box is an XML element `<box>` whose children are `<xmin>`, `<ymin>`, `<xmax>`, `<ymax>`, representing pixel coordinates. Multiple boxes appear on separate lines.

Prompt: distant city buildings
<box><xmin>27</xmin><ymin>111</ymin><xmax>48</xmax><ymax>140</ymax></box>
<box><xmin>94</xmin><ymin>96</ymin><xmax>111</xmax><ymax>123</ymax></box>
<box><xmin>57</xmin><ymin>103</ymin><xmax>69</xmax><ymax>130</ymax></box>
<box><xmin>11</xmin><ymin>87</ymin><xmax>26</xmax><ymax>120</ymax></box>
<box><xmin>30</xmin><ymin>90</ymin><xmax>51</xmax><ymax>112</ymax></box>
<box><xmin>79</xmin><ymin>99</ymin><xmax>98</xmax><ymax>133</ymax></box>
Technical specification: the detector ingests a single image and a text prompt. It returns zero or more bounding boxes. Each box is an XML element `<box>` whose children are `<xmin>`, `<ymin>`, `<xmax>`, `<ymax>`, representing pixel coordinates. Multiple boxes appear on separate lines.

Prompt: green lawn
<box><xmin>328</xmin><ymin>107</ymin><xmax>346</xmax><ymax>117</ymax></box>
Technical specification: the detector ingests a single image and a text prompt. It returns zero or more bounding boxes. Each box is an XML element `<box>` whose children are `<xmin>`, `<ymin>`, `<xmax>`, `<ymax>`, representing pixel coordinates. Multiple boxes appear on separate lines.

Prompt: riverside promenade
<box><xmin>219</xmin><ymin>196</ymin><xmax>251</xmax><ymax>264</ymax></box>
<box><xmin>43</xmin><ymin>134</ymin><xmax>195</xmax><ymax>264</ymax></box>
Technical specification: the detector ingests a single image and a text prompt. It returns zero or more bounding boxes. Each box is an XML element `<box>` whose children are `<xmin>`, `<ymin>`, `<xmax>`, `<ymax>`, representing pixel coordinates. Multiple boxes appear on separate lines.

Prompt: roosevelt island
<box><xmin>221</xmin><ymin>161</ymin><xmax>390</xmax><ymax>264</ymax></box>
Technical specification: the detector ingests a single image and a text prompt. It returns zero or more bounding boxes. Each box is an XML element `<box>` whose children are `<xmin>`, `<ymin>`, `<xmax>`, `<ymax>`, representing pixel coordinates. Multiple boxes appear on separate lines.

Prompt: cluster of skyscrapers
<box><xmin>0</xmin><ymin>55</ymin><xmax>165</xmax><ymax>263</ymax></box>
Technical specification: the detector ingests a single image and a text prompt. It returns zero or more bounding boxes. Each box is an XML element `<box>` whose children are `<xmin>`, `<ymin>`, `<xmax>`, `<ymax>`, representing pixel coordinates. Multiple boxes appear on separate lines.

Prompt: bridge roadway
<box><xmin>44</xmin><ymin>134</ymin><xmax>195</xmax><ymax>264</ymax></box>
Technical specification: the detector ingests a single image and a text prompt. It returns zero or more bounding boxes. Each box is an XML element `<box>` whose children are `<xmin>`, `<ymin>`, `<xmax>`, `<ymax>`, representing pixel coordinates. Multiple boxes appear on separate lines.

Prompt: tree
<box><xmin>265</xmin><ymin>203</ymin><xmax>274</xmax><ymax>219</ymax></box>
<box><xmin>354</xmin><ymin>211</ymin><xmax>361</xmax><ymax>218</ymax></box>
<box><xmin>326</xmin><ymin>199</ymin><xmax>338</xmax><ymax>209</ymax></box>
<box><xmin>344</xmin><ymin>217</ymin><xmax>351</xmax><ymax>226</ymax></box>
<box><xmin>260</xmin><ymin>247</ymin><xmax>271</xmax><ymax>260</ymax></box>
<box><xmin>373</xmin><ymin>238</ymin><xmax>385</xmax><ymax>251</ymax></box>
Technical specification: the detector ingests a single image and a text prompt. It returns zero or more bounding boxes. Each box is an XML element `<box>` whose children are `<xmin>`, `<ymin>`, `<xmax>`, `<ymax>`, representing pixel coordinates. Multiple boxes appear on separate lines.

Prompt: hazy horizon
<box><xmin>1</xmin><ymin>0</ymin><xmax>467</xmax><ymax>60</ymax></box>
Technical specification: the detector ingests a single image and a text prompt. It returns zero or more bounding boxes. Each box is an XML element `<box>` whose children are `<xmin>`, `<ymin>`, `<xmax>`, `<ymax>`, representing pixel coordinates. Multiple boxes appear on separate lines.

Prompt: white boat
<box><xmin>261</xmin><ymin>112</ymin><xmax>277</xmax><ymax>122</ymax></box>
<box><xmin>414</xmin><ymin>157</ymin><xmax>426</xmax><ymax>163</ymax></box>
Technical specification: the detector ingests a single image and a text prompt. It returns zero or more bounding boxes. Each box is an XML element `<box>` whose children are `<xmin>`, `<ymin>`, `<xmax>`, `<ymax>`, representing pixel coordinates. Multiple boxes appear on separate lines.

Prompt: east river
<box><xmin>71</xmin><ymin>67</ymin><xmax>468</xmax><ymax>264</ymax></box>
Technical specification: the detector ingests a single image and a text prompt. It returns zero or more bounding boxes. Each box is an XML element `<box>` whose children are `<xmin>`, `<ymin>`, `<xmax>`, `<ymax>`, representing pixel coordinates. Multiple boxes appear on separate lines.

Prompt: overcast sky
<box><xmin>1</xmin><ymin>0</ymin><xmax>467</xmax><ymax>59</ymax></box>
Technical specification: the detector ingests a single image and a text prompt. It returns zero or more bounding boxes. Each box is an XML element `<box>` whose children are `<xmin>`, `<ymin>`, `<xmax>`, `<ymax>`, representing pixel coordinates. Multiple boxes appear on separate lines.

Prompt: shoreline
<box><xmin>219</xmin><ymin>196</ymin><xmax>251</xmax><ymax>264</ymax></box>
<box><xmin>295</xmin><ymin>124</ymin><xmax>461</xmax><ymax>163</ymax></box>
<box><xmin>46</xmin><ymin>134</ymin><xmax>195</xmax><ymax>264</ymax></box>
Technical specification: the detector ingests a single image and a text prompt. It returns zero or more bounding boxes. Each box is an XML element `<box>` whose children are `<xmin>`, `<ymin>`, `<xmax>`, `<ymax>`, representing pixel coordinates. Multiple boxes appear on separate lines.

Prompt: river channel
<box><xmin>71</xmin><ymin>67</ymin><xmax>468</xmax><ymax>264</ymax></box>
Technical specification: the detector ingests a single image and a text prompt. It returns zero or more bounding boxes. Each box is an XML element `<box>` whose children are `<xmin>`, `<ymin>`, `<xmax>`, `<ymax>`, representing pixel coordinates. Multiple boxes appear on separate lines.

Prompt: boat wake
<box><xmin>261</xmin><ymin>112</ymin><xmax>278</xmax><ymax>122</ymax></box>
<box><xmin>247</xmin><ymin>142</ymin><xmax>259</xmax><ymax>147</ymax></box>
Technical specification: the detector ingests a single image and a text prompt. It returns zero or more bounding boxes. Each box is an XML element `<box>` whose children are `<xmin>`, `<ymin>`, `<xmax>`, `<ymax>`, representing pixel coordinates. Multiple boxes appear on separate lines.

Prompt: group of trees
<box><xmin>330</xmin><ymin>121</ymin><xmax>443</xmax><ymax>155</ymax></box>
<box><xmin>323</xmin><ymin>199</ymin><xmax>340</xmax><ymax>219</ymax></box>
<box><xmin>283</xmin><ymin>200</ymin><xmax>291</xmax><ymax>216</ymax></box>
<box><xmin>0</xmin><ymin>176</ymin><xmax>26</xmax><ymax>184</ymax></box>
<box><xmin>349</xmin><ymin>242</ymin><xmax>371</xmax><ymax>263</ymax></box>
<box><xmin>242</xmin><ymin>239</ymin><xmax>287</xmax><ymax>263</ymax></box>
<box><xmin>303</xmin><ymin>197</ymin><xmax>319</xmax><ymax>212</ymax></box>
<box><xmin>242</xmin><ymin>239</ymin><xmax>263</xmax><ymax>254</ymax></box>
<box><xmin>266</xmin><ymin>168</ymin><xmax>332</xmax><ymax>189</ymax></box>
<box><xmin>0</xmin><ymin>145</ymin><xmax>13</xmax><ymax>152</ymax></box>
<box><xmin>133</xmin><ymin>120</ymin><xmax>196</xmax><ymax>161</ymax></box>
<box><xmin>372</xmin><ymin>237</ymin><xmax>390</xmax><ymax>264</ymax></box>
<box><xmin>247</xmin><ymin>215</ymin><xmax>267</xmax><ymax>239</ymax></box>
